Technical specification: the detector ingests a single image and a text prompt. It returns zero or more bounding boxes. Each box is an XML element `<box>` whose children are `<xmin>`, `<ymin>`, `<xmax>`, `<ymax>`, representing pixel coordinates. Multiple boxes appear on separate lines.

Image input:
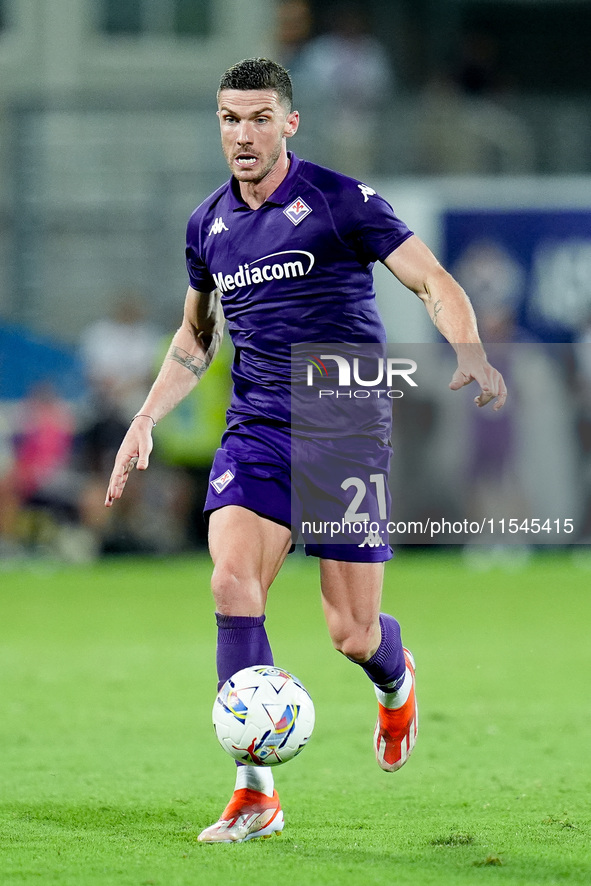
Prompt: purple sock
<box><xmin>215</xmin><ymin>613</ymin><xmax>274</xmax><ymax>691</ymax></box>
<box><xmin>358</xmin><ymin>613</ymin><xmax>406</xmax><ymax>692</ymax></box>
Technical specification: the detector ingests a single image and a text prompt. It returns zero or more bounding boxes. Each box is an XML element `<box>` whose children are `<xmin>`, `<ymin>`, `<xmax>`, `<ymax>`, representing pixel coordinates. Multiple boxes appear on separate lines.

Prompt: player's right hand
<box><xmin>104</xmin><ymin>420</ymin><xmax>154</xmax><ymax>507</ymax></box>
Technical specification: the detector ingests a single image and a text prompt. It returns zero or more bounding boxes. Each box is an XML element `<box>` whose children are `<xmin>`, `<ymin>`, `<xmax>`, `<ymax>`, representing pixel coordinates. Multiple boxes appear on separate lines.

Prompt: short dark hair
<box><xmin>218</xmin><ymin>58</ymin><xmax>293</xmax><ymax>110</ymax></box>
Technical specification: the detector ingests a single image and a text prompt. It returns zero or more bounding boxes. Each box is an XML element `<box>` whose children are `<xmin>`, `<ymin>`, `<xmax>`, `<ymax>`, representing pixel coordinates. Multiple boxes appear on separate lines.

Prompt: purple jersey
<box><xmin>185</xmin><ymin>153</ymin><xmax>413</xmax><ymax>428</ymax></box>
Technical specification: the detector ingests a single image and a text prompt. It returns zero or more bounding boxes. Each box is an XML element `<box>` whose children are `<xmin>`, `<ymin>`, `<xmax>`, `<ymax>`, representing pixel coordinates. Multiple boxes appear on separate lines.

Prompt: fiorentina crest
<box><xmin>283</xmin><ymin>196</ymin><xmax>312</xmax><ymax>226</ymax></box>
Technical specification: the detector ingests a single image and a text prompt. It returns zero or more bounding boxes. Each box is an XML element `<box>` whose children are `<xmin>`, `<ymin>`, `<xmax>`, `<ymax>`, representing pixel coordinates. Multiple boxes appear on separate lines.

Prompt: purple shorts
<box><xmin>204</xmin><ymin>421</ymin><xmax>393</xmax><ymax>562</ymax></box>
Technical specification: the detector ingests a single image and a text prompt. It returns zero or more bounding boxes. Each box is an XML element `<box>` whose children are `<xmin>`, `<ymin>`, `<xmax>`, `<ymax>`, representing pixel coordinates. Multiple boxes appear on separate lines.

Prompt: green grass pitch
<box><xmin>1</xmin><ymin>550</ymin><xmax>590</xmax><ymax>885</ymax></box>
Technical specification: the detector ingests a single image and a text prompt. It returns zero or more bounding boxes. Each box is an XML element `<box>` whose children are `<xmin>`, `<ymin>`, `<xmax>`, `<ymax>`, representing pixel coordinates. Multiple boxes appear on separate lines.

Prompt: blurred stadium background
<box><xmin>1</xmin><ymin>0</ymin><xmax>591</xmax><ymax>562</ymax></box>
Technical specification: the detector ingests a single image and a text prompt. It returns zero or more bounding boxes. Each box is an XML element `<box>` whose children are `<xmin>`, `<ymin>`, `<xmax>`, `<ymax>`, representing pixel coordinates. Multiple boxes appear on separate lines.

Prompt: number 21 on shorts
<box><xmin>341</xmin><ymin>474</ymin><xmax>388</xmax><ymax>522</ymax></box>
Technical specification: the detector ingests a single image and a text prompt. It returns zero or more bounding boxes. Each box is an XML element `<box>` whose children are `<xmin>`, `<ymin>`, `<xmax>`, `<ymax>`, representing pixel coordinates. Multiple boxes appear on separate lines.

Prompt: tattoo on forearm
<box><xmin>169</xmin><ymin>346</ymin><xmax>209</xmax><ymax>379</ymax></box>
<box><xmin>432</xmin><ymin>299</ymin><xmax>443</xmax><ymax>329</ymax></box>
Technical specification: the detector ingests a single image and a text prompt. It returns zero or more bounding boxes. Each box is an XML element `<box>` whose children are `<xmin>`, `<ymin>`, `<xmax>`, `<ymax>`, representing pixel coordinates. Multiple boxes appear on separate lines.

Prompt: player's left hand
<box><xmin>449</xmin><ymin>348</ymin><xmax>507</xmax><ymax>410</ymax></box>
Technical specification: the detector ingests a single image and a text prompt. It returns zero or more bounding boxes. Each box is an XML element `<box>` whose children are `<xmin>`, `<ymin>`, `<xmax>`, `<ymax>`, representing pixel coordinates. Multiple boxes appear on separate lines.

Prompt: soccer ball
<box><xmin>212</xmin><ymin>665</ymin><xmax>315</xmax><ymax>766</ymax></box>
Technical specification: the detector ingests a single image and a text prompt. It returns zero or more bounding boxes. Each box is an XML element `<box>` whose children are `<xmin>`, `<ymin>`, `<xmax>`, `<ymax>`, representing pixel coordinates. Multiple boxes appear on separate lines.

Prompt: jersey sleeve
<box><xmin>335</xmin><ymin>181</ymin><xmax>414</xmax><ymax>266</ymax></box>
<box><xmin>185</xmin><ymin>208</ymin><xmax>216</xmax><ymax>292</ymax></box>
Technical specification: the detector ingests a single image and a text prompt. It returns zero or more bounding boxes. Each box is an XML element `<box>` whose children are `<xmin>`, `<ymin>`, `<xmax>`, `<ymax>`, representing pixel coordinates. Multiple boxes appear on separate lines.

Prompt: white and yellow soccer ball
<box><xmin>212</xmin><ymin>666</ymin><xmax>315</xmax><ymax>766</ymax></box>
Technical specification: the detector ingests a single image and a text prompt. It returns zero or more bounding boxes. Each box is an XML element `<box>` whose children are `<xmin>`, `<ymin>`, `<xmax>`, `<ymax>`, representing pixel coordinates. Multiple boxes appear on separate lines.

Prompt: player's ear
<box><xmin>284</xmin><ymin>110</ymin><xmax>299</xmax><ymax>139</ymax></box>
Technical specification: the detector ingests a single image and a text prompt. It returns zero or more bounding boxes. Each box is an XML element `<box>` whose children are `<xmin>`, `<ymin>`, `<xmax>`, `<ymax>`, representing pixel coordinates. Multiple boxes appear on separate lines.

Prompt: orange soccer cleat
<box><xmin>197</xmin><ymin>788</ymin><xmax>284</xmax><ymax>843</ymax></box>
<box><xmin>374</xmin><ymin>648</ymin><xmax>418</xmax><ymax>772</ymax></box>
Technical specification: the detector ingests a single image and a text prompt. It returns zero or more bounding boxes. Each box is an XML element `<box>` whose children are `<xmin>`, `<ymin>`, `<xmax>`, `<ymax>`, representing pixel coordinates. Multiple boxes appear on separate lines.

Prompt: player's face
<box><xmin>217</xmin><ymin>89</ymin><xmax>299</xmax><ymax>184</ymax></box>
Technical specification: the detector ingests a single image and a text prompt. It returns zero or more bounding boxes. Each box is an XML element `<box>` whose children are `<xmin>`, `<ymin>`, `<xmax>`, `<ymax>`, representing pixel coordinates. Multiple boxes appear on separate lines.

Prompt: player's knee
<box><xmin>210</xmin><ymin>563</ymin><xmax>264</xmax><ymax>615</ymax></box>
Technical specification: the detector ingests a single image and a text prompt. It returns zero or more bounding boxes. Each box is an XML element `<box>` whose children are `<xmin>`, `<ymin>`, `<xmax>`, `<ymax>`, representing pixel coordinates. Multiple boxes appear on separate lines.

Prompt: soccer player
<box><xmin>105</xmin><ymin>58</ymin><xmax>506</xmax><ymax>843</ymax></box>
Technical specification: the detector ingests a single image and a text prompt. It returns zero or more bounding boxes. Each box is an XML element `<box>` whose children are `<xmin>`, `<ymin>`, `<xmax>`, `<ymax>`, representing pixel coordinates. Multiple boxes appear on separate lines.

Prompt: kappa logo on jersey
<box><xmin>358</xmin><ymin>529</ymin><xmax>386</xmax><ymax>548</ymax></box>
<box><xmin>211</xmin><ymin>469</ymin><xmax>235</xmax><ymax>493</ymax></box>
<box><xmin>208</xmin><ymin>217</ymin><xmax>229</xmax><ymax>236</ymax></box>
<box><xmin>358</xmin><ymin>184</ymin><xmax>377</xmax><ymax>203</ymax></box>
<box><xmin>212</xmin><ymin>250</ymin><xmax>315</xmax><ymax>294</ymax></box>
<box><xmin>283</xmin><ymin>196</ymin><xmax>312</xmax><ymax>226</ymax></box>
